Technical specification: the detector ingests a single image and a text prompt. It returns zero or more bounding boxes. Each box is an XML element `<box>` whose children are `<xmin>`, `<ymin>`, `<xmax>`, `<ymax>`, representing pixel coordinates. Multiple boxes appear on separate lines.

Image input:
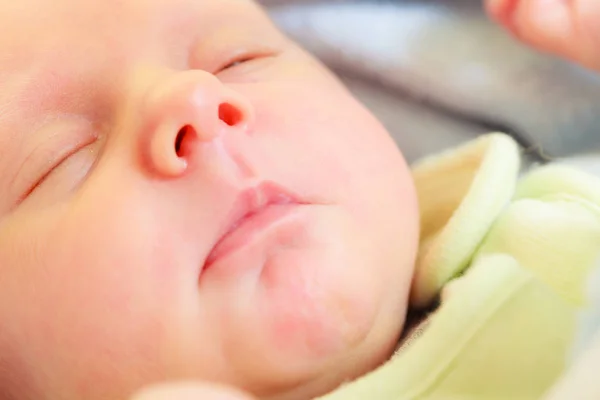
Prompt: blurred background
<box><xmin>259</xmin><ymin>0</ymin><xmax>600</xmax><ymax>164</ymax></box>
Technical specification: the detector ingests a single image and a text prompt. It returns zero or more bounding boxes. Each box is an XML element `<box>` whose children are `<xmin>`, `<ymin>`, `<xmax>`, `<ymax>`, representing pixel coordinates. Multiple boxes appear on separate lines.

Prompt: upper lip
<box><xmin>225</xmin><ymin>181</ymin><xmax>302</xmax><ymax>234</ymax></box>
<box><xmin>204</xmin><ymin>181</ymin><xmax>304</xmax><ymax>265</ymax></box>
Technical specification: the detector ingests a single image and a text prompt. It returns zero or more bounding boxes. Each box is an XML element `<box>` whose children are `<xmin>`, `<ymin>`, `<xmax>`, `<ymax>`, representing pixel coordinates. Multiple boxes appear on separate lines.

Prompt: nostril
<box><xmin>219</xmin><ymin>102</ymin><xmax>243</xmax><ymax>126</ymax></box>
<box><xmin>175</xmin><ymin>125</ymin><xmax>194</xmax><ymax>157</ymax></box>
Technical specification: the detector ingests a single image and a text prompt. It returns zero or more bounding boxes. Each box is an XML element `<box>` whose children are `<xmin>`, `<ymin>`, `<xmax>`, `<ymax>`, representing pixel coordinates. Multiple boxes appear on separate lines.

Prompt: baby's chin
<box><xmin>205</xmin><ymin>205</ymin><xmax>408</xmax><ymax>399</ymax></box>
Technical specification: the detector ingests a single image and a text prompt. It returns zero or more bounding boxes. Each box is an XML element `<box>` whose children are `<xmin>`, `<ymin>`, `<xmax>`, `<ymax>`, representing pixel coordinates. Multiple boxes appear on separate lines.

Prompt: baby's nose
<box><xmin>141</xmin><ymin>70</ymin><xmax>254</xmax><ymax>177</ymax></box>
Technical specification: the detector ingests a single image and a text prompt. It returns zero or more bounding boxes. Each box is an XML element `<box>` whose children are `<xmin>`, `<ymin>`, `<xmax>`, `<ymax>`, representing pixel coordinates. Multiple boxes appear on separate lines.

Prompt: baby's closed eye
<box><xmin>10</xmin><ymin>119</ymin><xmax>99</xmax><ymax>207</ymax></box>
<box><xmin>218</xmin><ymin>53</ymin><xmax>269</xmax><ymax>72</ymax></box>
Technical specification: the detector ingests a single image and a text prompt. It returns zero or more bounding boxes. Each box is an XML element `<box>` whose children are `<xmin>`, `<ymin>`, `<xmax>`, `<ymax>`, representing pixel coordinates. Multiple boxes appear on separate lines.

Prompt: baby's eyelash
<box><xmin>18</xmin><ymin>136</ymin><xmax>97</xmax><ymax>204</ymax></box>
<box><xmin>217</xmin><ymin>47</ymin><xmax>281</xmax><ymax>73</ymax></box>
<box><xmin>219</xmin><ymin>55</ymin><xmax>257</xmax><ymax>72</ymax></box>
<box><xmin>19</xmin><ymin>145</ymin><xmax>78</xmax><ymax>202</ymax></box>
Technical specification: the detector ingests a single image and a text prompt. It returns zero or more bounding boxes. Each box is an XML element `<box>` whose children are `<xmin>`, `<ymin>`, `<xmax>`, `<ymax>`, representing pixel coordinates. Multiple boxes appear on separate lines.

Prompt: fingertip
<box><xmin>486</xmin><ymin>0</ymin><xmax>580</xmax><ymax>64</ymax></box>
<box><xmin>485</xmin><ymin>0</ymin><xmax>518</xmax><ymax>24</ymax></box>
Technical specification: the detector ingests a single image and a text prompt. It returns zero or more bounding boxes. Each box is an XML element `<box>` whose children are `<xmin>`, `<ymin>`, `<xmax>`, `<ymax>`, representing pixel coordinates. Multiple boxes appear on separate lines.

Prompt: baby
<box><xmin>1</xmin><ymin>0</ymin><xmax>600</xmax><ymax>400</ymax></box>
<box><xmin>0</xmin><ymin>0</ymin><xmax>418</xmax><ymax>399</ymax></box>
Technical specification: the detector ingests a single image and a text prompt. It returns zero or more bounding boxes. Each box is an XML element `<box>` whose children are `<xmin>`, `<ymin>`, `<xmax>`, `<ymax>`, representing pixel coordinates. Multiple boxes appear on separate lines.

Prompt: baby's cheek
<box><xmin>260</xmin><ymin>247</ymin><xmax>377</xmax><ymax>361</ymax></box>
<box><xmin>39</xmin><ymin>204</ymin><xmax>187</xmax><ymax>395</ymax></box>
<box><xmin>0</xmin><ymin>211</ymin><xmax>164</xmax><ymax>397</ymax></box>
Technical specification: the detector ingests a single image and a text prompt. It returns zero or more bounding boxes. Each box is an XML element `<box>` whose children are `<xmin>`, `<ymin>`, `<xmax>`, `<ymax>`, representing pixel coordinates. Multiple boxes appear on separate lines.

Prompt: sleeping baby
<box><xmin>0</xmin><ymin>0</ymin><xmax>600</xmax><ymax>399</ymax></box>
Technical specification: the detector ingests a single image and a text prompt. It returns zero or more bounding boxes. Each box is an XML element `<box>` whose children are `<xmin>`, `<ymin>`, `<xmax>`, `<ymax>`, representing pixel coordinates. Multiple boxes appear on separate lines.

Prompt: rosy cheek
<box><xmin>264</xmin><ymin>270</ymin><xmax>335</xmax><ymax>358</ymax></box>
<box><xmin>260</xmin><ymin>249</ymin><xmax>374</xmax><ymax>361</ymax></box>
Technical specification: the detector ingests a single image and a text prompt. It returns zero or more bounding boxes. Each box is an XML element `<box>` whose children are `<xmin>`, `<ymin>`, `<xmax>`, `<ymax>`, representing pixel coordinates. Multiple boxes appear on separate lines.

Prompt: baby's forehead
<box><xmin>0</xmin><ymin>0</ymin><xmax>273</xmax><ymax>120</ymax></box>
<box><xmin>0</xmin><ymin>0</ymin><xmax>271</xmax><ymax>95</ymax></box>
<box><xmin>0</xmin><ymin>0</ymin><xmax>271</xmax><ymax>111</ymax></box>
<box><xmin>0</xmin><ymin>0</ymin><xmax>264</xmax><ymax>54</ymax></box>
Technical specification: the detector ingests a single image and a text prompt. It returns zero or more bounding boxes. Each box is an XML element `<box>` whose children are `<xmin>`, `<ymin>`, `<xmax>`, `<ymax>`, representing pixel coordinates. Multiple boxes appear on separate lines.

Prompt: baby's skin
<box><xmin>0</xmin><ymin>0</ymin><xmax>419</xmax><ymax>399</ymax></box>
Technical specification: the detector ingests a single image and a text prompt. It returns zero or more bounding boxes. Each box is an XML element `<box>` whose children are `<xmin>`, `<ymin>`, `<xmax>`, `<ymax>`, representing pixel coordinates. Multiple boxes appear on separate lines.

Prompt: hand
<box><xmin>131</xmin><ymin>382</ymin><xmax>255</xmax><ymax>400</ymax></box>
<box><xmin>485</xmin><ymin>0</ymin><xmax>600</xmax><ymax>71</ymax></box>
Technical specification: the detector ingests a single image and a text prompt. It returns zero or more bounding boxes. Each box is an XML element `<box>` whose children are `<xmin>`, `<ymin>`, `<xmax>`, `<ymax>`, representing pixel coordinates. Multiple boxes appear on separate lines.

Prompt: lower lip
<box><xmin>205</xmin><ymin>204</ymin><xmax>301</xmax><ymax>269</ymax></box>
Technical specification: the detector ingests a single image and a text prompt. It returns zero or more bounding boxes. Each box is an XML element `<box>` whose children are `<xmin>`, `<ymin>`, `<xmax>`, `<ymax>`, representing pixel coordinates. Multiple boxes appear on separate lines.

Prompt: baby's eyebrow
<box><xmin>0</xmin><ymin>69</ymin><xmax>47</xmax><ymax>196</ymax></box>
<box><xmin>0</xmin><ymin>70</ymin><xmax>52</xmax><ymax>165</ymax></box>
<box><xmin>0</xmin><ymin>65</ymin><xmax>60</xmax><ymax>125</ymax></box>
<box><xmin>0</xmin><ymin>56</ymin><xmax>104</xmax><ymax>132</ymax></box>
<box><xmin>0</xmin><ymin>72</ymin><xmax>33</xmax><ymax>156</ymax></box>
<box><xmin>0</xmin><ymin>61</ymin><xmax>96</xmax><ymax>205</ymax></box>
<box><xmin>0</xmin><ymin>75</ymin><xmax>27</xmax><ymax>211</ymax></box>
<box><xmin>12</xmin><ymin>64</ymin><xmax>77</xmax><ymax>111</ymax></box>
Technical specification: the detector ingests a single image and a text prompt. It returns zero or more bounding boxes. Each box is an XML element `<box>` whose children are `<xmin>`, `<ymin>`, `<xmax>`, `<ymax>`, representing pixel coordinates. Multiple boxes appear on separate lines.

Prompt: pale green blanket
<box><xmin>319</xmin><ymin>133</ymin><xmax>600</xmax><ymax>400</ymax></box>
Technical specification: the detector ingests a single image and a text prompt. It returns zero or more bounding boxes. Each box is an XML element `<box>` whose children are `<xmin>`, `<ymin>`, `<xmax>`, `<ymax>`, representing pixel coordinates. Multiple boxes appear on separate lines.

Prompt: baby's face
<box><xmin>0</xmin><ymin>0</ymin><xmax>418</xmax><ymax>399</ymax></box>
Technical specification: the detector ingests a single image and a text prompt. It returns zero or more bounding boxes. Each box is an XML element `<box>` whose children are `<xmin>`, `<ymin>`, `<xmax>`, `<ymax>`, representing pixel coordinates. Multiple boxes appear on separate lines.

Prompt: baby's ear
<box><xmin>486</xmin><ymin>0</ymin><xmax>600</xmax><ymax>72</ymax></box>
<box><xmin>130</xmin><ymin>382</ymin><xmax>255</xmax><ymax>400</ymax></box>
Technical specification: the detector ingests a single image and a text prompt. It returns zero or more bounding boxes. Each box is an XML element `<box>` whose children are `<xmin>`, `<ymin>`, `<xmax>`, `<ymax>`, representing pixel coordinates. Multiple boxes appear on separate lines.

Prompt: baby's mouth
<box><xmin>204</xmin><ymin>181</ymin><xmax>306</xmax><ymax>270</ymax></box>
